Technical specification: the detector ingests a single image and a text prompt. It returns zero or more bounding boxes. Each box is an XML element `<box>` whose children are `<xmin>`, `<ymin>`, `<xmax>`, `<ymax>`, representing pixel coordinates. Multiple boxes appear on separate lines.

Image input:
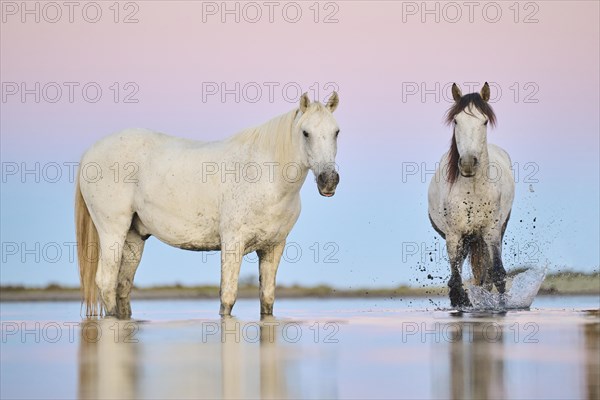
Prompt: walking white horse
<box><xmin>76</xmin><ymin>93</ymin><xmax>341</xmax><ymax>318</ymax></box>
<box><xmin>428</xmin><ymin>83</ymin><xmax>514</xmax><ymax>307</ymax></box>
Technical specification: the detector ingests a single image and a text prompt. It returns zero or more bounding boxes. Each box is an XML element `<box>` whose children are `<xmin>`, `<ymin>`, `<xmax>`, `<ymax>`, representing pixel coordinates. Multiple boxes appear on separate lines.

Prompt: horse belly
<box><xmin>233</xmin><ymin>202</ymin><xmax>301</xmax><ymax>254</ymax></box>
<box><xmin>133</xmin><ymin>206</ymin><xmax>222</xmax><ymax>251</ymax></box>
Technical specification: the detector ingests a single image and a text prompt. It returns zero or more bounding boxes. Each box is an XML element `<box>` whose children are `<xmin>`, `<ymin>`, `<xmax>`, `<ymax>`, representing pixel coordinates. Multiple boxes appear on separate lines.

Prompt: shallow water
<box><xmin>1</xmin><ymin>296</ymin><xmax>599</xmax><ymax>399</ymax></box>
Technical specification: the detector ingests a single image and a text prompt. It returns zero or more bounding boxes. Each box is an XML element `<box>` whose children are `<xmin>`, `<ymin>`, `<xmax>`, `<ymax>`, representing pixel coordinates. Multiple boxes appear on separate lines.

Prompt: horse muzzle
<box><xmin>317</xmin><ymin>171</ymin><xmax>340</xmax><ymax>197</ymax></box>
<box><xmin>459</xmin><ymin>156</ymin><xmax>478</xmax><ymax>177</ymax></box>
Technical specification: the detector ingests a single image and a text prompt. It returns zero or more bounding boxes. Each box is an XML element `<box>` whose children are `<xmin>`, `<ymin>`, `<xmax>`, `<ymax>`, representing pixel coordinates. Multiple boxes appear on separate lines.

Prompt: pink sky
<box><xmin>2</xmin><ymin>2</ymin><xmax>598</xmax><ymax>160</ymax></box>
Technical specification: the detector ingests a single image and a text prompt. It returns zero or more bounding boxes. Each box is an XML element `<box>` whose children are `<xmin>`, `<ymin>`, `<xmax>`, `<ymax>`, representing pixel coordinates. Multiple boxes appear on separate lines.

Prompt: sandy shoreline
<box><xmin>1</xmin><ymin>288</ymin><xmax>597</xmax><ymax>302</ymax></box>
<box><xmin>2</xmin><ymin>271</ymin><xmax>598</xmax><ymax>302</ymax></box>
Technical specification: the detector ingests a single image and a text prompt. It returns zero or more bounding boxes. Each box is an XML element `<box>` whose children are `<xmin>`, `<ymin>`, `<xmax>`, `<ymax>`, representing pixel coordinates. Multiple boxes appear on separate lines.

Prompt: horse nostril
<box><xmin>318</xmin><ymin>173</ymin><xmax>327</xmax><ymax>185</ymax></box>
<box><xmin>333</xmin><ymin>171</ymin><xmax>340</xmax><ymax>185</ymax></box>
<box><xmin>473</xmin><ymin>157</ymin><xmax>478</xmax><ymax>166</ymax></box>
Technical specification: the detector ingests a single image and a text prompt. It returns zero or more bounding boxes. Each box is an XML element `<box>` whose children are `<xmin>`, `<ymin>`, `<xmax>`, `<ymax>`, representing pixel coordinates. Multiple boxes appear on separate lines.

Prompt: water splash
<box><xmin>467</xmin><ymin>267</ymin><xmax>547</xmax><ymax>310</ymax></box>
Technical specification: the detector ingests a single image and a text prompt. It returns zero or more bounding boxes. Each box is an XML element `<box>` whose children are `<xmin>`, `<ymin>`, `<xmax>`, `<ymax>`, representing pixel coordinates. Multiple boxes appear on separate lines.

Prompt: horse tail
<box><xmin>75</xmin><ymin>174</ymin><xmax>102</xmax><ymax>316</ymax></box>
<box><xmin>469</xmin><ymin>236</ymin><xmax>486</xmax><ymax>286</ymax></box>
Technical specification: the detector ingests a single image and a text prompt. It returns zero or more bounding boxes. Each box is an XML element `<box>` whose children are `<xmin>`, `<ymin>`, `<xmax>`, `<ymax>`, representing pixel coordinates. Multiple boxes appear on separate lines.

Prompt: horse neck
<box><xmin>473</xmin><ymin>138</ymin><xmax>491</xmax><ymax>187</ymax></box>
<box><xmin>267</xmin><ymin>111</ymin><xmax>309</xmax><ymax>193</ymax></box>
<box><xmin>480</xmin><ymin>137</ymin><xmax>491</xmax><ymax>167</ymax></box>
<box><xmin>271</xmin><ymin>150</ymin><xmax>309</xmax><ymax>195</ymax></box>
<box><xmin>244</xmin><ymin>128</ymin><xmax>310</xmax><ymax>194</ymax></box>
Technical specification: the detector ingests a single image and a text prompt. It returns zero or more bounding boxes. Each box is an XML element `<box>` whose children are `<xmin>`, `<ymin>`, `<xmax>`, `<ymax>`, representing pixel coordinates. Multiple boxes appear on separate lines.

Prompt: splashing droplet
<box><xmin>467</xmin><ymin>267</ymin><xmax>547</xmax><ymax>310</ymax></box>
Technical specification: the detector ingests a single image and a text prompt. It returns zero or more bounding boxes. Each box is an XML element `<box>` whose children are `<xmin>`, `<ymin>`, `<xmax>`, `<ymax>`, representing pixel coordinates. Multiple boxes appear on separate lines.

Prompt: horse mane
<box><xmin>228</xmin><ymin>102</ymin><xmax>328</xmax><ymax>165</ymax></box>
<box><xmin>447</xmin><ymin>133</ymin><xmax>460</xmax><ymax>185</ymax></box>
<box><xmin>444</xmin><ymin>93</ymin><xmax>497</xmax><ymax>185</ymax></box>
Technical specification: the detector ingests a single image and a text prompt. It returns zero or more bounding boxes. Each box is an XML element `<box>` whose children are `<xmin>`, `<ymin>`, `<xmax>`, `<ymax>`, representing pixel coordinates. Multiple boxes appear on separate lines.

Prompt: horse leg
<box><xmin>447</xmin><ymin>235</ymin><xmax>471</xmax><ymax>308</ymax></box>
<box><xmin>480</xmin><ymin>230</ymin><xmax>506</xmax><ymax>294</ymax></box>
<box><xmin>96</xmin><ymin>232</ymin><xmax>128</xmax><ymax>317</ymax></box>
<box><xmin>116</xmin><ymin>230</ymin><xmax>145</xmax><ymax>319</ymax></box>
<box><xmin>471</xmin><ymin>236</ymin><xmax>494</xmax><ymax>291</ymax></box>
<box><xmin>491</xmin><ymin>239</ymin><xmax>506</xmax><ymax>294</ymax></box>
<box><xmin>257</xmin><ymin>242</ymin><xmax>285</xmax><ymax>315</ymax></box>
<box><xmin>219</xmin><ymin>239</ymin><xmax>244</xmax><ymax>316</ymax></box>
<box><xmin>470</xmin><ymin>236</ymin><xmax>486</xmax><ymax>287</ymax></box>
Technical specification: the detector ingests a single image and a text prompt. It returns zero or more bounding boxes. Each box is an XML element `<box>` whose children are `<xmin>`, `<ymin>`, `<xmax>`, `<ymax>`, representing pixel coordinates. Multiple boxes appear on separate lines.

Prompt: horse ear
<box><xmin>326</xmin><ymin>91</ymin><xmax>339</xmax><ymax>113</ymax></box>
<box><xmin>451</xmin><ymin>83</ymin><xmax>462</xmax><ymax>102</ymax></box>
<box><xmin>480</xmin><ymin>82</ymin><xmax>491</xmax><ymax>102</ymax></box>
<box><xmin>299</xmin><ymin>92</ymin><xmax>310</xmax><ymax>113</ymax></box>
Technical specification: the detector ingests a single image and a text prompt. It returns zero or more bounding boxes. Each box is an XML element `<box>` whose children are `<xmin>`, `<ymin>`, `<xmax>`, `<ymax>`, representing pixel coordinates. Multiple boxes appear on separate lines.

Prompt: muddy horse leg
<box><xmin>447</xmin><ymin>235</ymin><xmax>471</xmax><ymax>308</ymax></box>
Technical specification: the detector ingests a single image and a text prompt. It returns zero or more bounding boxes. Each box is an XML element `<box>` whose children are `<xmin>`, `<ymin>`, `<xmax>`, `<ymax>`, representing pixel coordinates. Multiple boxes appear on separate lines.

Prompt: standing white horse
<box><xmin>76</xmin><ymin>93</ymin><xmax>341</xmax><ymax>318</ymax></box>
<box><xmin>428</xmin><ymin>83</ymin><xmax>514</xmax><ymax>308</ymax></box>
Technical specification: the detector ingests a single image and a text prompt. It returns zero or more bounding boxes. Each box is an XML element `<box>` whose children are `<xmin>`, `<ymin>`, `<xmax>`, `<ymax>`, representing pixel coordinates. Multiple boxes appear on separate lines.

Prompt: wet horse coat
<box><xmin>428</xmin><ymin>83</ymin><xmax>514</xmax><ymax>307</ymax></box>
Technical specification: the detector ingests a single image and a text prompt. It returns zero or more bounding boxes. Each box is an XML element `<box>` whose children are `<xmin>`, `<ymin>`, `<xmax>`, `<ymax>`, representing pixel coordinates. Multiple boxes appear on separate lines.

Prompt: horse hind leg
<box><xmin>116</xmin><ymin>230</ymin><xmax>145</xmax><ymax>319</ymax></box>
<box><xmin>96</xmin><ymin>231</ymin><xmax>128</xmax><ymax>317</ymax></box>
<box><xmin>91</xmin><ymin>211</ymin><xmax>137</xmax><ymax>317</ymax></box>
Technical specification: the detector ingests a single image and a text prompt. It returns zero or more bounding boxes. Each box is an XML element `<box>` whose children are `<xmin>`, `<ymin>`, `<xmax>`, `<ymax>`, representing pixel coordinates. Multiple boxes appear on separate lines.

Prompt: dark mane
<box><xmin>444</xmin><ymin>93</ymin><xmax>496</xmax><ymax>185</ymax></box>
<box><xmin>447</xmin><ymin>133</ymin><xmax>459</xmax><ymax>185</ymax></box>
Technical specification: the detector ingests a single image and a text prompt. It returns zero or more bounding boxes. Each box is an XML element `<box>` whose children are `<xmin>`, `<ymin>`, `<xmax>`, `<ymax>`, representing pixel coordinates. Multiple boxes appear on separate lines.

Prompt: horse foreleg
<box><xmin>116</xmin><ymin>230</ymin><xmax>145</xmax><ymax>319</ymax></box>
<box><xmin>447</xmin><ymin>236</ymin><xmax>471</xmax><ymax>308</ymax></box>
<box><xmin>219</xmin><ymin>240</ymin><xmax>244</xmax><ymax>316</ymax></box>
<box><xmin>481</xmin><ymin>230</ymin><xmax>506</xmax><ymax>294</ymax></box>
<box><xmin>491</xmin><ymin>241</ymin><xmax>506</xmax><ymax>294</ymax></box>
<box><xmin>257</xmin><ymin>242</ymin><xmax>285</xmax><ymax>315</ymax></box>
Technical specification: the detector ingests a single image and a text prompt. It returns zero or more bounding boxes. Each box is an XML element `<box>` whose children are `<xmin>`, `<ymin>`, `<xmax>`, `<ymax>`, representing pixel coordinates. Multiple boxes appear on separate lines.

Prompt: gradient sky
<box><xmin>1</xmin><ymin>1</ymin><xmax>598</xmax><ymax>288</ymax></box>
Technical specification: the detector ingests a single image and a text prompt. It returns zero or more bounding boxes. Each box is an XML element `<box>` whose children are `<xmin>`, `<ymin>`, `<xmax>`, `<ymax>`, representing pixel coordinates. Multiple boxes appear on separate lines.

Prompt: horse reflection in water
<box><xmin>220</xmin><ymin>316</ymin><xmax>287</xmax><ymax>400</ymax></box>
<box><xmin>445</xmin><ymin>320</ymin><xmax>506</xmax><ymax>399</ymax></box>
<box><xmin>78</xmin><ymin>318</ymin><xmax>336</xmax><ymax>399</ymax></box>
<box><xmin>78</xmin><ymin>319</ymin><xmax>139</xmax><ymax>399</ymax></box>
<box><xmin>584</xmin><ymin>310</ymin><xmax>600</xmax><ymax>400</ymax></box>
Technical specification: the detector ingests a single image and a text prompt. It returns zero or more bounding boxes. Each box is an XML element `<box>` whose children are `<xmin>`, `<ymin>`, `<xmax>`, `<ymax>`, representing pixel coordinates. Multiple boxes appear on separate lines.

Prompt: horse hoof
<box><xmin>219</xmin><ymin>304</ymin><xmax>233</xmax><ymax>316</ymax></box>
<box><xmin>449</xmin><ymin>287</ymin><xmax>471</xmax><ymax>309</ymax></box>
<box><xmin>260</xmin><ymin>304</ymin><xmax>274</xmax><ymax>315</ymax></box>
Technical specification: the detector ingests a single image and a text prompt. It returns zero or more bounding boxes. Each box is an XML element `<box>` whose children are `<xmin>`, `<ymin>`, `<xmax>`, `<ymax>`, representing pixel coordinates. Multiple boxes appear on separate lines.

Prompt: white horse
<box><xmin>76</xmin><ymin>93</ymin><xmax>341</xmax><ymax>318</ymax></box>
<box><xmin>428</xmin><ymin>83</ymin><xmax>514</xmax><ymax>307</ymax></box>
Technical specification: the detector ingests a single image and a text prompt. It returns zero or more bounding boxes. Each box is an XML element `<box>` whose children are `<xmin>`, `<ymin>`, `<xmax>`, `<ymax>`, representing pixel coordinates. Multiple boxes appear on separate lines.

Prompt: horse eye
<box><xmin>484</xmin><ymin>120</ymin><xmax>489</xmax><ymax>126</ymax></box>
<box><xmin>303</xmin><ymin>130</ymin><xmax>309</xmax><ymax>138</ymax></box>
<box><xmin>453</xmin><ymin>118</ymin><xmax>457</xmax><ymax>124</ymax></box>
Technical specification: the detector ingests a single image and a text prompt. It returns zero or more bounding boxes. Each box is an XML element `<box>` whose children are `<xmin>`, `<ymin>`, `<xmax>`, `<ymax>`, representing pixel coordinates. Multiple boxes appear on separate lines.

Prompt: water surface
<box><xmin>1</xmin><ymin>297</ymin><xmax>598</xmax><ymax>399</ymax></box>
